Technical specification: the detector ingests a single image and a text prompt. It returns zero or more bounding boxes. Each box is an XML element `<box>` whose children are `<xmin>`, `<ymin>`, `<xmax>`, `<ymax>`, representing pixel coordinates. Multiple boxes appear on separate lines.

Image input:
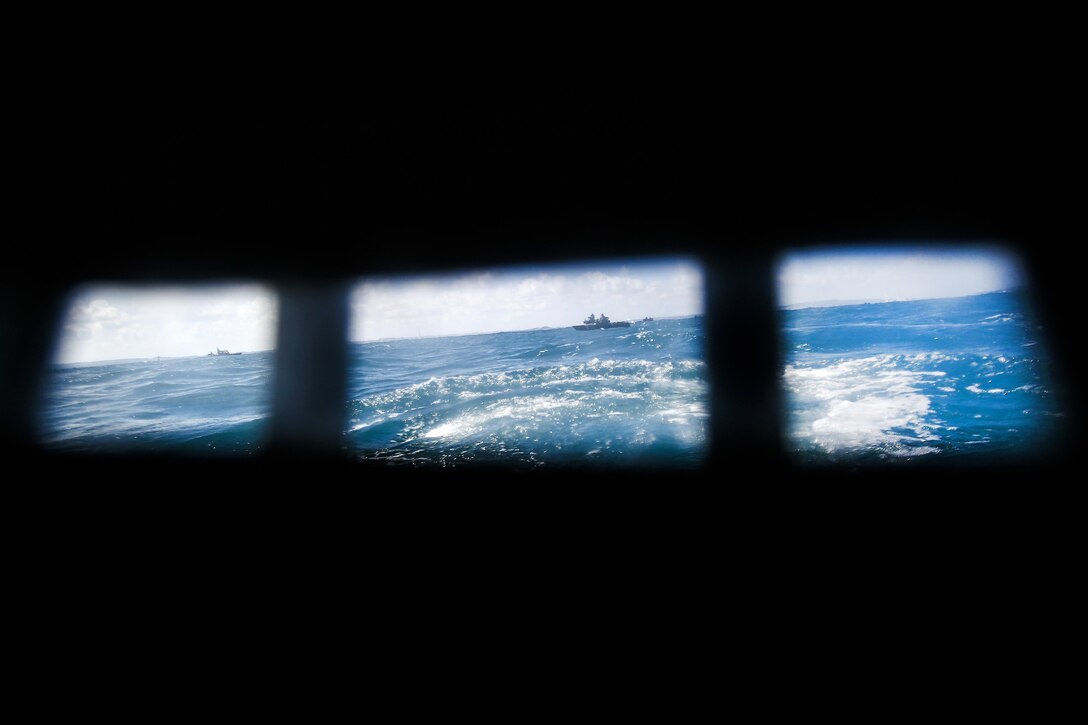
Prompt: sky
<box><xmin>777</xmin><ymin>246</ymin><xmax>1023</xmax><ymax>308</ymax></box>
<box><xmin>351</xmin><ymin>258</ymin><xmax>703</xmax><ymax>341</ymax></box>
<box><xmin>55</xmin><ymin>284</ymin><xmax>277</xmax><ymax>364</ymax></box>
<box><xmin>54</xmin><ymin>249</ymin><xmax>1015</xmax><ymax>360</ymax></box>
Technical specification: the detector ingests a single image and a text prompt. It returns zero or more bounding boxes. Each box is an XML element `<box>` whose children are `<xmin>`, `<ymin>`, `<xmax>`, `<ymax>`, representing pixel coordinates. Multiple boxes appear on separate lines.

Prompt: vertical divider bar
<box><xmin>270</xmin><ymin>281</ymin><xmax>349</xmax><ymax>455</ymax></box>
<box><xmin>2</xmin><ymin>284</ymin><xmax>66</xmax><ymax>451</ymax></box>
<box><xmin>705</xmin><ymin>253</ymin><xmax>783</xmax><ymax>468</ymax></box>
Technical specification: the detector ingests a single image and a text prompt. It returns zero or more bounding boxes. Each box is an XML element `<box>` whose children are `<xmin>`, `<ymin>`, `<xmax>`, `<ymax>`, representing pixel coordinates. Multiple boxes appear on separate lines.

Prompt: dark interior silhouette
<box><xmin>5</xmin><ymin>74</ymin><xmax>1079</xmax><ymax>550</ymax></box>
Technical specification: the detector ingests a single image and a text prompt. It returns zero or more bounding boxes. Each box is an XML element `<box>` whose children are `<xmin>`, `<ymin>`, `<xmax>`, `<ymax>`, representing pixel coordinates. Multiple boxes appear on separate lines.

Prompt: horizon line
<box><xmin>55</xmin><ymin>349</ymin><xmax>275</xmax><ymax>367</ymax></box>
<box><xmin>780</xmin><ymin>286</ymin><xmax>1019</xmax><ymax>311</ymax></box>
<box><xmin>352</xmin><ymin>313</ymin><xmax>703</xmax><ymax>344</ymax></box>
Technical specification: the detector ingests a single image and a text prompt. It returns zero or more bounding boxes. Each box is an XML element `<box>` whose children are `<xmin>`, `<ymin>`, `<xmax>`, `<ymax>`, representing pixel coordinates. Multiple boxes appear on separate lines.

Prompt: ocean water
<box><xmin>347</xmin><ymin>316</ymin><xmax>707</xmax><ymax>466</ymax></box>
<box><xmin>782</xmin><ymin>290</ymin><xmax>1063</xmax><ymax>462</ymax></box>
<box><xmin>40</xmin><ymin>317</ymin><xmax>707</xmax><ymax>464</ymax></box>
<box><xmin>42</xmin><ymin>293</ymin><xmax>1057</xmax><ymax>465</ymax></box>
<box><xmin>41</xmin><ymin>352</ymin><xmax>274</xmax><ymax>454</ymax></box>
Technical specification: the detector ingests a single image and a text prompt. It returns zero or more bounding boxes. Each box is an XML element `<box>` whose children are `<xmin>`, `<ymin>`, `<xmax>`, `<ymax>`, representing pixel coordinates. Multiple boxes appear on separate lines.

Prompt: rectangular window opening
<box><xmin>40</xmin><ymin>283</ymin><xmax>278</xmax><ymax>454</ymax></box>
<box><xmin>777</xmin><ymin>244</ymin><xmax>1064</xmax><ymax>463</ymax></box>
<box><xmin>347</xmin><ymin>257</ymin><xmax>707</xmax><ymax>467</ymax></box>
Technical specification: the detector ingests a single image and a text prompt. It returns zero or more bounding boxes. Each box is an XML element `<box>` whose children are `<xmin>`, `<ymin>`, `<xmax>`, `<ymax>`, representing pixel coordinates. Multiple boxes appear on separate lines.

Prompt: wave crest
<box><xmin>347</xmin><ymin>358</ymin><xmax>707</xmax><ymax>466</ymax></box>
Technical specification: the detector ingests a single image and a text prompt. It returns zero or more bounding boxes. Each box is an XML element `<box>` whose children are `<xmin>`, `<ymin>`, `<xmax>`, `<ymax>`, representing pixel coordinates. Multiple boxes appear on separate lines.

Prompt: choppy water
<box><xmin>41</xmin><ymin>292</ymin><xmax>1059</xmax><ymax>465</ymax></box>
<box><xmin>347</xmin><ymin>317</ymin><xmax>708</xmax><ymax>466</ymax></box>
<box><xmin>782</xmin><ymin>290</ymin><xmax>1063</xmax><ymax>462</ymax></box>
<box><xmin>41</xmin><ymin>352</ymin><xmax>274</xmax><ymax>454</ymax></box>
<box><xmin>40</xmin><ymin>317</ymin><xmax>708</xmax><ymax>465</ymax></box>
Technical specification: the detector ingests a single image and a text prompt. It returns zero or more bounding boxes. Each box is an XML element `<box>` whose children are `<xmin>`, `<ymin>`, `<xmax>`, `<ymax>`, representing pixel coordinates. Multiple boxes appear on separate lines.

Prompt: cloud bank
<box><xmin>56</xmin><ymin>284</ymin><xmax>277</xmax><ymax>364</ymax></box>
<box><xmin>351</xmin><ymin>259</ymin><xmax>703</xmax><ymax>341</ymax></box>
<box><xmin>778</xmin><ymin>247</ymin><xmax>1023</xmax><ymax>308</ymax></box>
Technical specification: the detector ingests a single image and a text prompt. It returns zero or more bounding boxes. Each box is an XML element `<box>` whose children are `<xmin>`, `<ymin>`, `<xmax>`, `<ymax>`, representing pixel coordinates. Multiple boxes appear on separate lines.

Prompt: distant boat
<box><xmin>207</xmin><ymin>348</ymin><xmax>243</xmax><ymax>356</ymax></box>
<box><xmin>573</xmin><ymin>313</ymin><xmax>632</xmax><ymax>331</ymax></box>
<box><xmin>641</xmin><ymin>317</ymin><xmax>654</xmax><ymax>322</ymax></box>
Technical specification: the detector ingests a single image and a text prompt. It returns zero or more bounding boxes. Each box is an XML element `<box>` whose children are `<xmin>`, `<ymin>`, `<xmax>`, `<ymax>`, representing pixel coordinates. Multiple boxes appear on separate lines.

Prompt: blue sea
<box><xmin>782</xmin><ymin>290</ymin><xmax>1063</xmax><ymax>462</ymax></box>
<box><xmin>346</xmin><ymin>317</ymin><xmax>708</xmax><ymax>466</ymax></box>
<box><xmin>40</xmin><ymin>292</ymin><xmax>1061</xmax><ymax>464</ymax></box>
<box><xmin>41</xmin><ymin>352</ymin><xmax>275</xmax><ymax>454</ymax></box>
<box><xmin>40</xmin><ymin>317</ymin><xmax>709</xmax><ymax>464</ymax></box>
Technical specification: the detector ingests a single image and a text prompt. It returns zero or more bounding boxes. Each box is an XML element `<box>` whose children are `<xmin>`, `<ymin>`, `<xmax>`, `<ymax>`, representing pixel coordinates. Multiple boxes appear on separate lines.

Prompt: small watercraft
<box><xmin>207</xmin><ymin>348</ymin><xmax>243</xmax><ymax>356</ymax></box>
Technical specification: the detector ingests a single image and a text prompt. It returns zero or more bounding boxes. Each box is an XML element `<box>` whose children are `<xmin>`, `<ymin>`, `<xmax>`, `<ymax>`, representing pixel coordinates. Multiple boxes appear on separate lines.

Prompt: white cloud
<box><xmin>777</xmin><ymin>247</ymin><xmax>1023</xmax><ymax>308</ymax></box>
<box><xmin>54</xmin><ymin>284</ymin><xmax>278</xmax><ymax>364</ymax></box>
<box><xmin>79</xmin><ymin>299</ymin><xmax>123</xmax><ymax>321</ymax></box>
<box><xmin>351</xmin><ymin>259</ymin><xmax>703</xmax><ymax>341</ymax></box>
<box><xmin>237</xmin><ymin>296</ymin><xmax>275</xmax><ymax>321</ymax></box>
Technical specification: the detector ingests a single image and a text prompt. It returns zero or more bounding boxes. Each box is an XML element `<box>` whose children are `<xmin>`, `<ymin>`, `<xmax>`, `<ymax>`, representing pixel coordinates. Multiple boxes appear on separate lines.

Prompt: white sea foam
<box><xmin>424</xmin><ymin>395</ymin><xmax>584</xmax><ymax>440</ymax></box>
<box><xmin>966</xmin><ymin>384</ymin><xmax>1005</xmax><ymax>394</ymax></box>
<box><xmin>785</xmin><ymin>355</ymin><xmax>939</xmax><ymax>455</ymax></box>
<box><xmin>350</xmin><ymin>417</ymin><xmax>385</xmax><ymax>432</ymax></box>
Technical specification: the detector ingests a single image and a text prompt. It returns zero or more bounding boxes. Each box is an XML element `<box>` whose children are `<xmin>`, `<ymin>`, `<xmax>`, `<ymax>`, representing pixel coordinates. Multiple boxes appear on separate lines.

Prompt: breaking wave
<box><xmin>783</xmin><ymin>291</ymin><xmax>1062</xmax><ymax>462</ymax></box>
<box><xmin>347</xmin><ymin>317</ymin><xmax>707</xmax><ymax>466</ymax></box>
